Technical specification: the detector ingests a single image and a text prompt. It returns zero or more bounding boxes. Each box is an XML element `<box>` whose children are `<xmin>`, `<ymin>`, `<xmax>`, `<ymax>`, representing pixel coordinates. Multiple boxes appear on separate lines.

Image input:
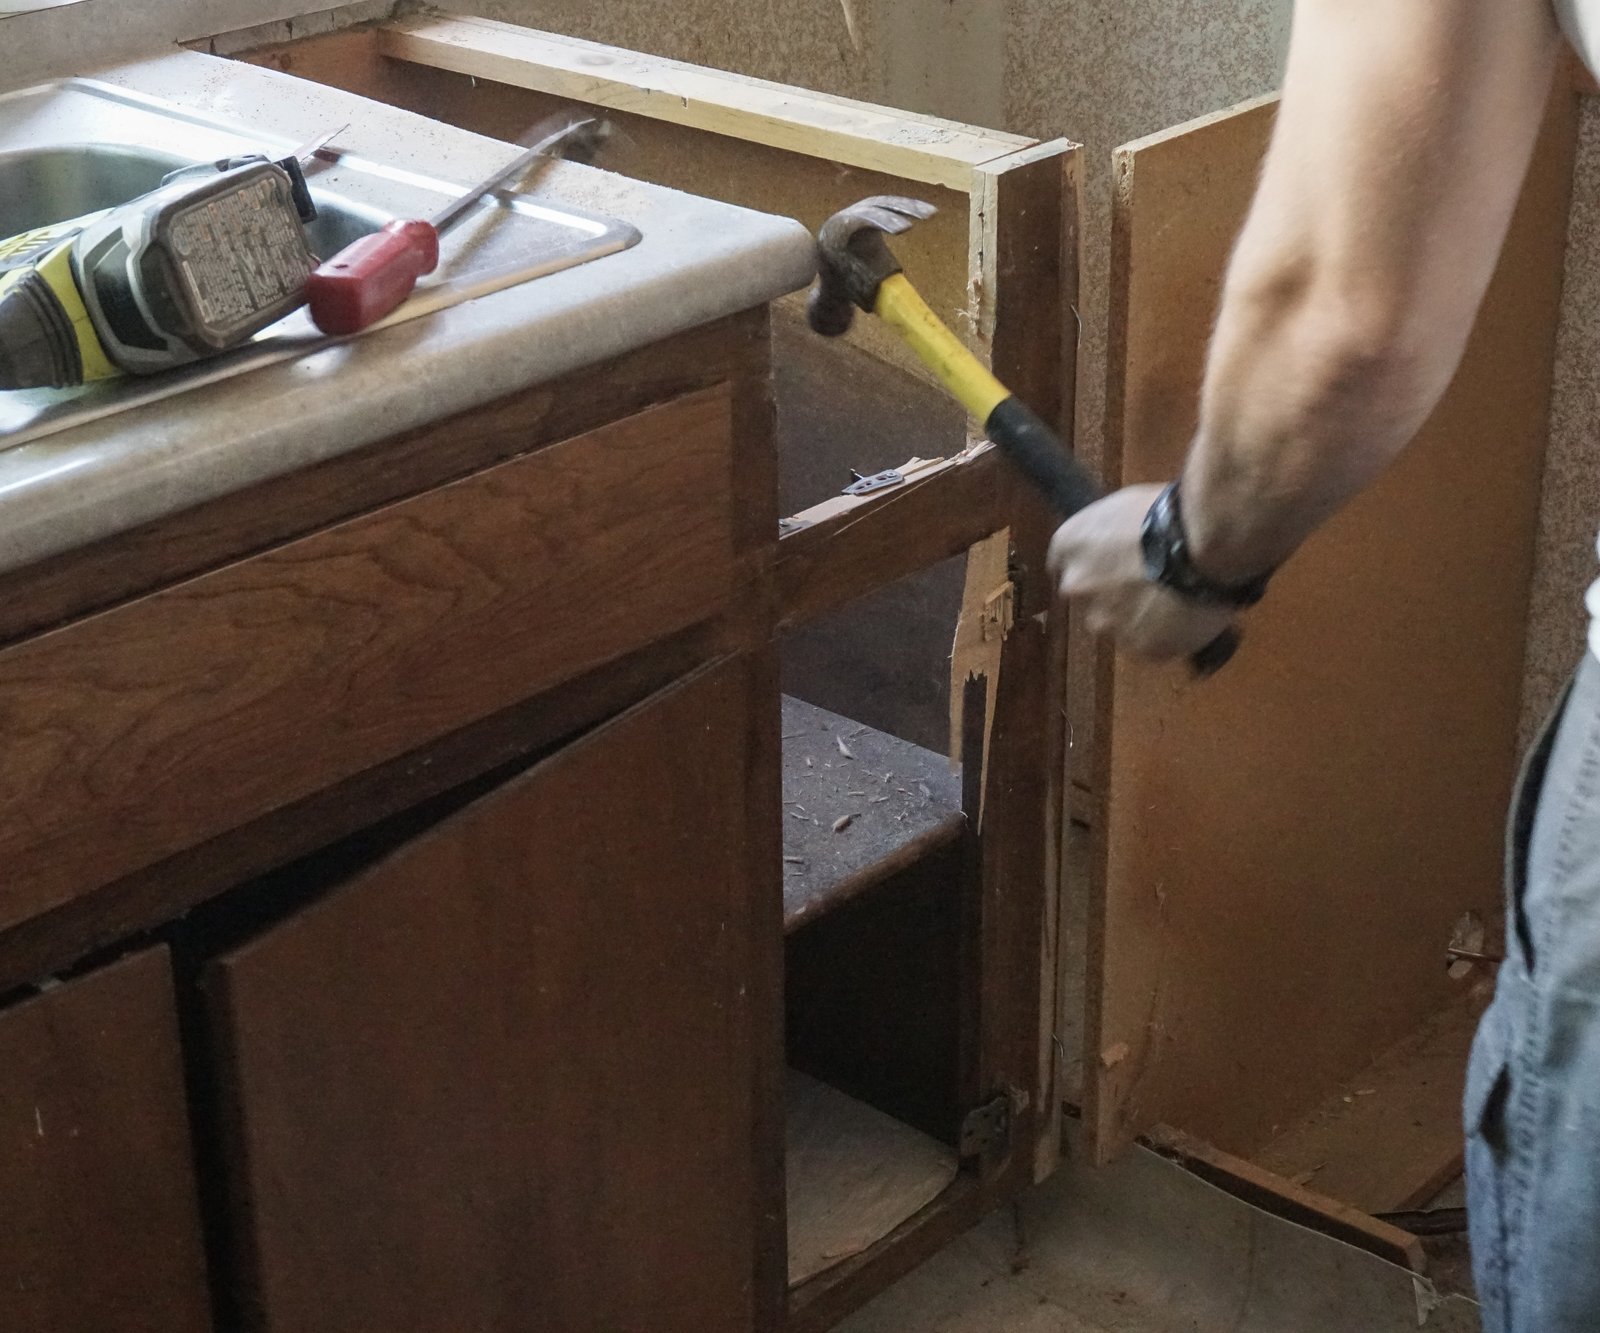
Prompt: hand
<box><xmin>1047</xmin><ymin>484</ymin><xmax>1237</xmax><ymax>662</ymax></box>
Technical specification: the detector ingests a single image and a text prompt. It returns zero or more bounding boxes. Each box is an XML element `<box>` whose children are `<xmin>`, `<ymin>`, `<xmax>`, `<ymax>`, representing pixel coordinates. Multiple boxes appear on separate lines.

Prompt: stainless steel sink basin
<box><xmin>0</xmin><ymin>79</ymin><xmax>641</xmax><ymax>446</ymax></box>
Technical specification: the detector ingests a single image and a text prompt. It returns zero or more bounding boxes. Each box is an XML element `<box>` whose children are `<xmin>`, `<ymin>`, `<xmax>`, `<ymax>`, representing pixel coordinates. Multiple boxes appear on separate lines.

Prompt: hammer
<box><xmin>808</xmin><ymin>195</ymin><xmax>1238</xmax><ymax>676</ymax></box>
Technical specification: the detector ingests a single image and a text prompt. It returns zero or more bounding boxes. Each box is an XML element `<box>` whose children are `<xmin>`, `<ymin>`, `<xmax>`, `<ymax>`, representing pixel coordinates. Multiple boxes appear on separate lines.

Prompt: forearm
<box><xmin>1177</xmin><ymin>0</ymin><xmax>1560</xmax><ymax>585</ymax></box>
<box><xmin>1179</xmin><ymin>268</ymin><xmax>1442</xmax><ymax>581</ymax></box>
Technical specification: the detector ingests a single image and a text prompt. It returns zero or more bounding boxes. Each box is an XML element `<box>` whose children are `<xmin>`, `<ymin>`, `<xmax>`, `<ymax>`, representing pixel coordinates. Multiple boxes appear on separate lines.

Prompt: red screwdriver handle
<box><xmin>306</xmin><ymin>219</ymin><xmax>441</xmax><ymax>336</ymax></box>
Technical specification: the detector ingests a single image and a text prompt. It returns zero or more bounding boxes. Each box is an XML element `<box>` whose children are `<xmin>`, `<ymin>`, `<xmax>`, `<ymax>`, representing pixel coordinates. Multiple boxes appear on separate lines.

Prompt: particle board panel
<box><xmin>785</xmin><ymin>1070</ymin><xmax>959</xmax><ymax>1288</ymax></box>
<box><xmin>1087</xmin><ymin>89</ymin><xmax>1576</xmax><ymax>1163</ymax></box>
<box><xmin>0</xmin><ymin>947</ymin><xmax>212</xmax><ymax>1333</ymax></box>
<box><xmin>207</xmin><ymin>658</ymin><xmax>778</xmax><ymax>1333</ymax></box>
<box><xmin>1252</xmin><ymin>983</ymin><xmax>1492</xmax><ymax>1216</ymax></box>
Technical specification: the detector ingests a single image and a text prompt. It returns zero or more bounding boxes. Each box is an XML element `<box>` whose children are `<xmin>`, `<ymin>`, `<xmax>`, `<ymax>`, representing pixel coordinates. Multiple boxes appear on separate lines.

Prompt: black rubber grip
<box><xmin>983</xmin><ymin>395</ymin><xmax>1238</xmax><ymax>678</ymax></box>
<box><xmin>984</xmin><ymin>395</ymin><xmax>1105</xmax><ymax>517</ymax></box>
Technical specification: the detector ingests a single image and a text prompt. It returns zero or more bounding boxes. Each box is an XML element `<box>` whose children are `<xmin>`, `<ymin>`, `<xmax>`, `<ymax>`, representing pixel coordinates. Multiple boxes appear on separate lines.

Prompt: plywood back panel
<box><xmin>1087</xmin><ymin>90</ymin><xmax>1577</xmax><ymax>1161</ymax></box>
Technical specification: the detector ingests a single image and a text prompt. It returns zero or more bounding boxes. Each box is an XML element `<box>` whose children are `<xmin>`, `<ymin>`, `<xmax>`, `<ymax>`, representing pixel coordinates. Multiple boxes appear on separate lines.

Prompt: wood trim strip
<box><xmin>776</xmin><ymin>449</ymin><xmax>1008</xmax><ymax>627</ymax></box>
<box><xmin>376</xmin><ymin>14</ymin><xmax>1037</xmax><ymax>191</ymax></box>
<box><xmin>1144</xmin><ymin>1126</ymin><xmax>1428</xmax><ymax>1274</ymax></box>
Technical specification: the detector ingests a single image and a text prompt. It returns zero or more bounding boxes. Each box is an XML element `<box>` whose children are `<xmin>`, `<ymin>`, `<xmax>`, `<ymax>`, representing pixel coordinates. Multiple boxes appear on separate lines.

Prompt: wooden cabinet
<box><xmin>0</xmin><ymin>17</ymin><xmax>1077</xmax><ymax>1330</ymax></box>
<box><xmin>205</xmin><ymin>658</ymin><xmax>780</xmax><ymax>1332</ymax></box>
<box><xmin>0</xmin><ymin>947</ymin><xmax>211</xmax><ymax>1333</ymax></box>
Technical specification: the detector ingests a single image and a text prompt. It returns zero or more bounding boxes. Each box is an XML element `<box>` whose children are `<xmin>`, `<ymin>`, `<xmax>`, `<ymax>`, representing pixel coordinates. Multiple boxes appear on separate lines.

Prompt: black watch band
<box><xmin>1139</xmin><ymin>482</ymin><xmax>1271</xmax><ymax>609</ymax></box>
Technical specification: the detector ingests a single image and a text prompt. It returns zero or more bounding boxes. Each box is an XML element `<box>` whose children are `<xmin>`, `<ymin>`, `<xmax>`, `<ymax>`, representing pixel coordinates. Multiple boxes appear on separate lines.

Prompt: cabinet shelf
<box><xmin>785</xmin><ymin>1069</ymin><xmax>958</xmax><ymax>1288</ymax></box>
<box><xmin>781</xmin><ymin>696</ymin><xmax>965</xmax><ymax>933</ymax></box>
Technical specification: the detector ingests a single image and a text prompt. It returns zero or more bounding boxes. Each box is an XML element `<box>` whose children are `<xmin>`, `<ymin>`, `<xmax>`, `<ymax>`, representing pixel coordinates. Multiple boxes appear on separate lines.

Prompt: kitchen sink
<box><xmin>0</xmin><ymin>79</ymin><xmax>641</xmax><ymax>446</ymax></box>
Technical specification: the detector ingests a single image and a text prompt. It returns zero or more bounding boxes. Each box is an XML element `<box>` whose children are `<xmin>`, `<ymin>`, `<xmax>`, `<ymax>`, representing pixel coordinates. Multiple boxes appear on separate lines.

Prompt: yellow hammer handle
<box><xmin>872</xmin><ymin>273</ymin><xmax>1010</xmax><ymax>423</ymax></box>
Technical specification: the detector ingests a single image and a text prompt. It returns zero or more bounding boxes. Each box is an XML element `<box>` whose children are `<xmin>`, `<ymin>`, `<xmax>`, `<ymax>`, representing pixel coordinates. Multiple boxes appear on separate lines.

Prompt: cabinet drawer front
<box><xmin>0</xmin><ymin>385</ymin><xmax>735</xmax><ymax>933</ymax></box>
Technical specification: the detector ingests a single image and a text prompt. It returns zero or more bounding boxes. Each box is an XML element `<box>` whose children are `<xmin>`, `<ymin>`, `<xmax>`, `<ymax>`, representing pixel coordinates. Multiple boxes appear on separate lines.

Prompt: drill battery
<box><xmin>0</xmin><ymin>156</ymin><xmax>316</xmax><ymax>391</ymax></box>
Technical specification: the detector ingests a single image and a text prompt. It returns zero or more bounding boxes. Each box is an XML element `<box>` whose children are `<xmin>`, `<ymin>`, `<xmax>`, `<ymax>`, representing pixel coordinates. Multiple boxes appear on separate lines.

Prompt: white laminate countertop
<box><xmin>0</xmin><ymin>48</ymin><xmax>816</xmax><ymax>576</ymax></box>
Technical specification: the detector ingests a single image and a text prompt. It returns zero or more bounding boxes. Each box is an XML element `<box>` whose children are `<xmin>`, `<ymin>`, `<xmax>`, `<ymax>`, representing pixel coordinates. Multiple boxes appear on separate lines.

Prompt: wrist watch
<box><xmin>1139</xmin><ymin>481</ymin><xmax>1272</xmax><ymax>609</ymax></box>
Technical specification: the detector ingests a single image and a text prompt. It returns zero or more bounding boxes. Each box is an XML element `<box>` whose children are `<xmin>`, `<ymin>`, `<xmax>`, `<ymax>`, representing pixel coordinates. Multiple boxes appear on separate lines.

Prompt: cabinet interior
<box><xmin>778</xmin><ymin>569</ymin><xmax>975</xmax><ymax>1288</ymax></box>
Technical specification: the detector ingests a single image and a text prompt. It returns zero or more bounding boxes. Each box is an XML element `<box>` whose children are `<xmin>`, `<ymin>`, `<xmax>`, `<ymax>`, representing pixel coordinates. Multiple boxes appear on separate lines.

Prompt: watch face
<box><xmin>1139</xmin><ymin>495</ymin><xmax>1177</xmax><ymax>585</ymax></box>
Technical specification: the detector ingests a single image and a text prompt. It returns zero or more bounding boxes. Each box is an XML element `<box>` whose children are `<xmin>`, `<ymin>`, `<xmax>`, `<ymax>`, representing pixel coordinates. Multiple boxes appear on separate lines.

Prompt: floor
<box><xmin>837</xmin><ymin>1131</ymin><xmax>1480</xmax><ymax>1332</ymax></box>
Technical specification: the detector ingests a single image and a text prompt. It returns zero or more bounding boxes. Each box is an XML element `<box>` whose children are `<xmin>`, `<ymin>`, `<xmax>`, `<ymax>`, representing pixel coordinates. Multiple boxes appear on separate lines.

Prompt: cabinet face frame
<box><xmin>221</xmin><ymin>14</ymin><xmax>1081</xmax><ymax>1302</ymax></box>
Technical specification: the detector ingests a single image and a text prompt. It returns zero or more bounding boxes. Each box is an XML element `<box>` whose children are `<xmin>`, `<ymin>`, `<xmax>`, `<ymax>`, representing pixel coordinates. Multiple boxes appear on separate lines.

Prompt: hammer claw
<box><xmin>809</xmin><ymin>194</ymin><xmax>941</xmax><ymax>337</ymax></box>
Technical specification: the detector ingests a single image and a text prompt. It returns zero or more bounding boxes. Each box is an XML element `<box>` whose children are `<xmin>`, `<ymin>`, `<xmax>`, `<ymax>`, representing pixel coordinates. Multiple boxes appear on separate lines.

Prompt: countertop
<box><xmin>0</xmin><ymin>46</ymin><xmax>815</xmax><ymax>577</ymax></box>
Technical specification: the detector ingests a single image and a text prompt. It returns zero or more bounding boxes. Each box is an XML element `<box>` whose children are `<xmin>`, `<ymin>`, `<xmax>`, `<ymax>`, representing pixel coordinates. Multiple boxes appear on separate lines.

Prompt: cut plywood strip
<box><xmin>785</xmin><ymin>1069</ymin><xmax>958</xmax><ymax>1286</ymax></box>
<box><xmin>1252</xmin><ymin>983</ymin><xmax>1492</xmax><ymax>1215</ymax></box>
<box><xmin>1088</xmin><ymin>87</ymin><xmax>1576</xmax><ymax>1165</ymax></box>
<box><xmin>379</xmin><ymin>14</ymin><xmax>1034</xmax><ymax>190</ymax></box>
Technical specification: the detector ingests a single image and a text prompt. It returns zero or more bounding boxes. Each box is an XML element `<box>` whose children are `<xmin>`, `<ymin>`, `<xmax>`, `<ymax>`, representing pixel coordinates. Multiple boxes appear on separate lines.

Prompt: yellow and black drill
<box><xmin>0</xmin><ymin>149</ymin><xmax>320</xmax><ymax>392</ymax></box>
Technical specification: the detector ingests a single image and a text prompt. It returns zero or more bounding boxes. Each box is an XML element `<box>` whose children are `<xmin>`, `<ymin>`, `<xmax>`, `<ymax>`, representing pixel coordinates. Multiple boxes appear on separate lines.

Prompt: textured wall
<box><xmin>1003</xmin><ymin>1</ymin><xmax>1290</xmax><ymax>471</ymax></box>
<box><xmin>1523</xmin><ymin>99</ymin><xmax>1600</xmax><ymax>740</ymax></box>
<box><xmin>455</xmin><ymin>0</ymin><xmax>880</xmax><ymax>100</ymax></box>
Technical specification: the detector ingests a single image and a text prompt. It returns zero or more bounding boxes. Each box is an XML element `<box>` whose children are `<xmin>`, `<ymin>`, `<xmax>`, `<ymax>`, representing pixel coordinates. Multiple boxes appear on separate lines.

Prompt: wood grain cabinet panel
<box><xmin>0</xmin><ymin>946</ymin><xmax>212</xmax><ymax>1333</ymax></box>
<box><xmin>206</xmin><ymin>656</ymin><xmax>779</xmax><ymax>1333</ymax></box>
<box><xmin>0</xmin><ymin>386</ymin><xmax>735</xmax><ymax>944</ymax></box>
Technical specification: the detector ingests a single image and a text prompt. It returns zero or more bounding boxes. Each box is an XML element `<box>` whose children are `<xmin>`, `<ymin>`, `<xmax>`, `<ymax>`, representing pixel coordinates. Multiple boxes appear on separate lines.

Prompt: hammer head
<box><xmin>807</xmin><ymin>195</ymin><xmax>937</xmax><ymax>337</ymax></box>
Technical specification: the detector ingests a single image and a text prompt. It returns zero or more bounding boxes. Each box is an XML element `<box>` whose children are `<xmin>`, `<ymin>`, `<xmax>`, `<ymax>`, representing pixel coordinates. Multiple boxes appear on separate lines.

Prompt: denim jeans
<box><xmin>1466</xmin><ymin>653</ymin><xmax>1600</xmax><ymax>1331</ymax></box>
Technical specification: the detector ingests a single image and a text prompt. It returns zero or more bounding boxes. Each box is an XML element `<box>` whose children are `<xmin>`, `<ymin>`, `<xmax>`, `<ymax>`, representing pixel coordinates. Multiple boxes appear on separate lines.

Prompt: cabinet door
<box><xmin>0</xmin><ymin>946</ymin><xmax>212</xmax><ymax>1333</ymax></box>
<box><xmin>207</xmin><ymin>656</ymin><xmax>781</xmax><ymax>1333</ymax></box>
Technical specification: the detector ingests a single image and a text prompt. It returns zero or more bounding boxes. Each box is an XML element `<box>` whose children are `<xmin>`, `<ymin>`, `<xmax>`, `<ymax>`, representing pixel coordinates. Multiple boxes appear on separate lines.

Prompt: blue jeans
<box><xmin>1467</xmin><ymin>653</ymin><xmax>1600</xmax><ymax>1330</ymax></box>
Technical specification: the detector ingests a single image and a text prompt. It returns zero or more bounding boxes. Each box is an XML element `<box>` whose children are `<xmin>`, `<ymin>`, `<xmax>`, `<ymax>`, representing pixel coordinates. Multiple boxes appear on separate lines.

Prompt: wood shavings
<box><xmin>783</xmin><ymin>856</ymin><xmax>807</xmax><ymax>865</ymax></box>
<box><xmin>870</xmin><ymin>795</ymin><xmax>889</xmax><ymax>803</ymax></box>
<box><xmin>836</xmin><ymin>736</ymin><xmax>855</xmax><ymax>760</ymax></box>
<box><xmin>832</xmin><ymin>814</ymin><xmax>855</xmax><ymax>833</ymax></box>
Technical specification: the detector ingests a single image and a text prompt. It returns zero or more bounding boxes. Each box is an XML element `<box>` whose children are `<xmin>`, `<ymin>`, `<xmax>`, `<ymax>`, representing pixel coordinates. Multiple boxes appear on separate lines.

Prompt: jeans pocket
<box><xmin>1507</xmin><ymin>676</ymin><xmax>1576</xmax><ymax>971</ymax></box>
<box><xmin>1466</xmin><ymin>998</ymin><xmax>1512</xmax><ymax>1146</ymax></box>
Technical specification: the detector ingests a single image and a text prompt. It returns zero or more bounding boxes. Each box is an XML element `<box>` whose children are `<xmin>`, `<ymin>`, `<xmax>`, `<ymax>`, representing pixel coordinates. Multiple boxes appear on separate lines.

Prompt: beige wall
<box><xmin>1001</xmin><ymin>0</ymin><xmax>1290</xmax><ymax>477</ymax></box>
<box><xmin>459</xmin><ymin>0</ymin><xmax>882</xmax><ymax>100</ymax></box>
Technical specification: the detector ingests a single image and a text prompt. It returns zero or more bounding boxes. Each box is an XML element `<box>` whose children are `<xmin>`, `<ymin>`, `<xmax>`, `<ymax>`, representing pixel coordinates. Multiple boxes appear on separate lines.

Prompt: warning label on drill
<box><xmin>168</xmin><ymin>174</ymin><xmax>314</xmax><ymax>344</ymax></box>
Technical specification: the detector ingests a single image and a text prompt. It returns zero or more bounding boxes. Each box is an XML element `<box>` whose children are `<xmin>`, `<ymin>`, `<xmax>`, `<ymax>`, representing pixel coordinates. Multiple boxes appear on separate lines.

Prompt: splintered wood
<box><xmin>947</xmin><ymin>529</ymin><xmax>1013</xmax><ymax>822</ymax></box>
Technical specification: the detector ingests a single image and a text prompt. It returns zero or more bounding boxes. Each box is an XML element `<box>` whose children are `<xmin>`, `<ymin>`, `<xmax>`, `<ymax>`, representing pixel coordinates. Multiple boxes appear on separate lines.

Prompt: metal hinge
<box><xmin>980</xmin><ymin>581</ymin><xmax>1015</xmax><ymax>641</ymax></box>
<box><xmin>842</xmin><ymin>467</ymin><xmax>903</xmax><ymax>495</ymax></box>
<box><xmin>958</xmin><ymin>1093</ymin><xmax>1012</xmax><ymax>1158</ymax></box>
